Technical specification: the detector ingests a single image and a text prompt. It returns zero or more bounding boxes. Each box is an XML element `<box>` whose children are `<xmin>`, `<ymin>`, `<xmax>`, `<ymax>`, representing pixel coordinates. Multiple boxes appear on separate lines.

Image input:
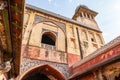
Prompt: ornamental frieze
<box><xmin>33</xmin><ymin>15</ymin><xmax>66</xmax><ymax>33</ymax></box>
<box><xmin>20</xmin><ymin>58</ymin><xmax>68</xmax><ymax>78</ymax></box>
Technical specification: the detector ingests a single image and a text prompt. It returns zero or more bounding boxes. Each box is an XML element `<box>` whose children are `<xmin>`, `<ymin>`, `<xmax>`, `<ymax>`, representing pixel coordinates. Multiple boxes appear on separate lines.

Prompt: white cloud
<box><xmin>68</xmin><ymin>0</ymin><xmax>73</xmax><ymax>3</ymax></box>
<box><xmin>96</xmin><ymin>0</ymin><xmax>120</xmax><ymax>43</ymax></box>
<box><xmin>48</xmin><ymin>0</ymin><xmax>52</xmax><ymax>3</ymax></box>
<box><xmin>53</xmin><ymin>3</ymin><xmax>59</xmax><ymax>7</ymax></box>
<box><xmin>114</xmin><ymin>4</ymin><xmax>120</xmax><ymax>10</ymax></box>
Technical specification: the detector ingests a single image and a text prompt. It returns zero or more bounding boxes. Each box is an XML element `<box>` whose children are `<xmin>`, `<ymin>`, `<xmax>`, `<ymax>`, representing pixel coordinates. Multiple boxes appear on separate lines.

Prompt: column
<box><xmin>85</xmin><ymin>13</ymin><xmax>88</xmax><ymax>18</ymax></box>
<box><xmin>89</xmin><ymin>15</ymin><xmax>92</xmax><ymax>19</ymax></box>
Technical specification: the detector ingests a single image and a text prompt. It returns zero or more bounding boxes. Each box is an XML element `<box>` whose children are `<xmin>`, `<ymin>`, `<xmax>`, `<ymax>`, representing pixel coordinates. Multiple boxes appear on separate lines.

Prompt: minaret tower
<box><xmin>73</xmin><ymin>5</ymin><xmax>99</xmax><ymax>30</ymax></box>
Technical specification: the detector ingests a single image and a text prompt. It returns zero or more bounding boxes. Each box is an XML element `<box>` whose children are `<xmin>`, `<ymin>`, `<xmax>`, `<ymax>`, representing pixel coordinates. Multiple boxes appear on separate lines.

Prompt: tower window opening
<box><xmin>87</xmin><ymin>14</ymin><xmax>90</xmax><ymax>19</ymax></box>
<box><xmin>80</xmin><ymin>13</ymin><xmax>82</xmax><ymax>17</ymax></box>
<box><xmin>91</xmin><ymin>15</ymin><xmax>94</xmax><ymax>19</ymax></box>
<box><xmin>83</xmin><ymin>12</ymin><xmax>86</xmax><ymax>18</ymax></box>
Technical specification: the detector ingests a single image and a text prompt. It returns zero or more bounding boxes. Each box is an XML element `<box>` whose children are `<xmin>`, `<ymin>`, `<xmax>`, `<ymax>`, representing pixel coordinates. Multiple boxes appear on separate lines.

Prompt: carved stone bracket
<box><xmin>0</xmin><ymin>1</ymin><xmax>7</xmax><ymax>10</ymax></box>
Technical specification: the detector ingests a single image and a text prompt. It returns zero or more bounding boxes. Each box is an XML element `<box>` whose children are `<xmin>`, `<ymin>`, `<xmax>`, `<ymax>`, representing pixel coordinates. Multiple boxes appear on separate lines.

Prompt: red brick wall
<box><xmin>68</xmin><ymin>53</ymin><xmax>80</xmax><ymax>67</ymax></box>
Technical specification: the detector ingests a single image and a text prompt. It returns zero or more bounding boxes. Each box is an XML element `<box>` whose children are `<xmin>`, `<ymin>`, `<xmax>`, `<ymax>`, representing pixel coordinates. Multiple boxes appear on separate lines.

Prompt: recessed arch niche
<box><xmin>29</xmin><ymin>21</ymin><xmax>66</xmax><ymax>51</ymax></box>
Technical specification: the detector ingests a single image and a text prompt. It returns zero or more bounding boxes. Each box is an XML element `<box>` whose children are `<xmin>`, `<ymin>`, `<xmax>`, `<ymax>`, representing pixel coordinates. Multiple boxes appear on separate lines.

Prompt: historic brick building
<box><xmin>19</xmin><ymin>4</ymin><xmax>105</xmax><ymax>80</ymax></box>
<box><xmin>0</xmin><ymin>1</ymin><xmax>120</xmax><ymax>80</ymax></box>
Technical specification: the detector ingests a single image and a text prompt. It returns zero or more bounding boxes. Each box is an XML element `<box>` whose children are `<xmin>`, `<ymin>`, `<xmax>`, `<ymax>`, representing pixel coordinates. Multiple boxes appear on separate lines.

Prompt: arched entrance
<box><xmin>20</xmin><ymin>64</ymin><xmax>65</xmax><ymax>80</ymax></box>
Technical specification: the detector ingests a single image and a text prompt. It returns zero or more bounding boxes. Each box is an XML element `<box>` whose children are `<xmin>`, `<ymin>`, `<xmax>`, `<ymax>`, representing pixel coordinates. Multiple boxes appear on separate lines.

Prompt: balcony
<box><xmin>23</xmin><ymin>44</ymin><xmax>67</xmax><ymax>64</ymax></box>
<box><xmin>41</xmin><ymin>43</ymin><xmax>56</xmax><ymax>50</ymax></box>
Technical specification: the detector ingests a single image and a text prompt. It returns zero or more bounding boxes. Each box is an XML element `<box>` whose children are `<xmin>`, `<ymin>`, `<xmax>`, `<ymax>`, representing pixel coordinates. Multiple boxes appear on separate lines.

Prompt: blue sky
<box><xmin>26</xmin><ymin>0</ymin><xmax>120</xmax><ymax>43</ymax></box>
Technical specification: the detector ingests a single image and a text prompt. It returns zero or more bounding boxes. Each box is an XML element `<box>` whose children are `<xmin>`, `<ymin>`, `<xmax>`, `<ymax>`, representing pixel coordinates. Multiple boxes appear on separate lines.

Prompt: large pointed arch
<box><xmin>19</xmin><ymin>64</ymin><xmax>66</xmax><ymax>80</ymax></box>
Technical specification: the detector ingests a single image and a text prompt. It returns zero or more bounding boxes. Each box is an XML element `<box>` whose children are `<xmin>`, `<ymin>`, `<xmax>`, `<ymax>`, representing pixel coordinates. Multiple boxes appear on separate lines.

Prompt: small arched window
<box><xmin>89</xmin><ymin>32</ymin><xmax>96</xmax><ymax>42</ymax></box>
<box><xmin>96</xmin><ymin>34</ymin><xmax>103</xmax><ymax>44</ymax></box>
<box><xmin>41</xmin><ymin>32</ymin><xmax>56</xmax><ymax>46</ymax></box>
<box><xmin>82</xmin><ymin>30</ymin><xmax>88</xmax><ymax>41</ymax></box>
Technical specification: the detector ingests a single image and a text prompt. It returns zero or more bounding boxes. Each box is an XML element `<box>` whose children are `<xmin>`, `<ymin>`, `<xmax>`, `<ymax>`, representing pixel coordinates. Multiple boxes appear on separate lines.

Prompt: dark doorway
<box><xmin>41</xmin><ymin>32</ymin><xmax>56</xmax><ymax>46</ymax></box>
<box><xmin>24</xmin><ymin>73</ymin><xmax>50</xmax><ymax>80</ymax></box>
